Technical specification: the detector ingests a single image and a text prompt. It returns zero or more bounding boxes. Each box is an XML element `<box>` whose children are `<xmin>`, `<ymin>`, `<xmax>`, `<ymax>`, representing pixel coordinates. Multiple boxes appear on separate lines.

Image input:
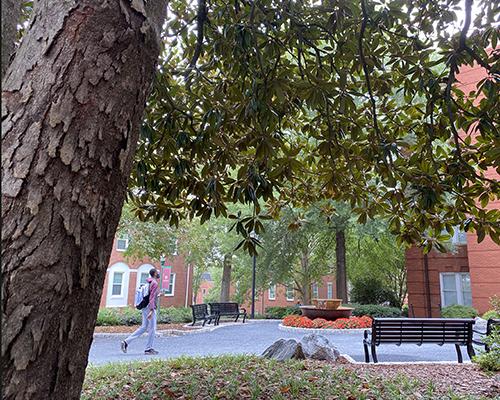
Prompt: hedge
<box><xmin>348</xmin><ymin>303</ymin><xmax>402</xmax><ymax>318</ymax></box>
<box><xmin>441</xmin><ymin>305</ymin><xmax>478</xmax><ymax>318</ymax></box>
<box><xmin>264</xmin><ymin>306</ymin><xmax>301</xmax><ymax>319</ymax></box>
<box><xmin>96</xmin><ymin>306</ymin><xmax>192</xmax><ymax>326</ymax></box>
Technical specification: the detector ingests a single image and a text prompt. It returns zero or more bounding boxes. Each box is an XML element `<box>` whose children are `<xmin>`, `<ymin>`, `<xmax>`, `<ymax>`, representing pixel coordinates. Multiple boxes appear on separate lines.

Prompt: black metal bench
<box><xmin>473</xmin><ymin>318</ymin><xmax>500</xmax><ymax>352</ymax></box>
<box><xmin>190</xmin><ymin>304</ymin><xmax>217</xmax><ymax>327</ymax></box>
<box><xmin>209</xmin><ymin>302</ymin><xmax>247</xmax><ymax>325</ymax></box>
<box><xmin>363</xmin><ymin>318</ymin><xmax>475</xmax><ymax>363</ymax></box>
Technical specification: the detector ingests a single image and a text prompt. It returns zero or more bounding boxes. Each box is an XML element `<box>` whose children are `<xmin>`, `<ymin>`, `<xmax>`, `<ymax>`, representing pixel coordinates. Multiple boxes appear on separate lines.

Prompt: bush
<box><xmin>96</xmin><ymin>308</ymin><xmax>122</xmax><ymax>326</ymax></box>
<box><xmin>473</xmin><ymin>328</ymin><xmax>500</xmax><ymax>372</ymax></box>
<box><xmin>95</xmin><ymin>306</ymin><xmax>193</xmax><ymax>326</ymax></box>
<box><xmin>159</xmin><ymin>307</ymin><xmax>192</xmax><ymax>323</ymax></box>
<box><xmin>282</xmin><ymin>315</ymin><xmax>372</xmax><ymax>329</ymax></box>
<box><xmin>350</xmin><ymin>276</ymin><xmax>399</xmax><ymax>307</ymax></box>
<box><xmin>349</xmin><ymin>303</ymin><xmax>402</xmax><ymax>318</ymax></box>
<box><xmin>482</xmin><ymin>310</ymin><xmax>500</xmax><ymax>320</ymax></box>
<box><xmin>441</xmin><ymin>305</ymin><xmax>478</xmax><ymax>318</ymax></box>
<box><xmin>265</xmin><ymin>306</ymin><xmax>301</xmax><ymax>319</ymax></box>
<box><xmin>401</xmin><ymin>304</ymin><xmax>409</xmax><ymax>317</ymax></box>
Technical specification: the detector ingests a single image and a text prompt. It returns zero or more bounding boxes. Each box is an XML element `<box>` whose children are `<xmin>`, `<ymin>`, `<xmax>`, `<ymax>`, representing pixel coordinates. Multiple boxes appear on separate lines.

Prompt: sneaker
<box><xmin>120</xmin><ymin>341</ymin><xmax>128</xmax><ymax>354</ymax></box>
<box><xmin>144</xmin><ymin>348</ymin><xmax>159</xmax><ymax>355</ymax></box>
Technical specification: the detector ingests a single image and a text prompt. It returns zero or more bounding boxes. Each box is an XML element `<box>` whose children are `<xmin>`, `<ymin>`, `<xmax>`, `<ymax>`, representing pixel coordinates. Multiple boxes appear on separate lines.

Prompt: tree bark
<box><xmin>220</xmin><ymin>253</ymin><xmax>232</xmax><ymax>302</ymax></box>
<box><xmin>1</xmin><ymin>0</ymin><xmax>22</xmax><ymax>78</ymax></box>
<box><xmin>299</xmin><ymin>253</ymin><xmax>311</xmax><ymax>304</ymax></box>
<box><xmin>1</xmin><ymin>1</ymin><xmax>167</xmax><ymax>399</ymax></box>
<box><xmin>335</xmin><ymin>229</ymin><xmax>348</xmax><ymax>303</ymax></box>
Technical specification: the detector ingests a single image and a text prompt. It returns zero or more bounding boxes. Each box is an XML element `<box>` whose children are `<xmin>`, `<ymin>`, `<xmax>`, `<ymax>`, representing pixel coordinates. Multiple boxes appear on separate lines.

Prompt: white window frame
<box><xmin>312</xmin><ymin>283</ymin><xmax>319</xmax><ymax>299</ymax></box>
<box><xmin>164</xmin><ymin>273</ymin><xmax>176</xmax><ymax>297</ymax></box>
<box><xmin>116</xmin><ymin>233</ymin><xmax>129</xmax><ymax>252</ymax></box>
<box><xmin>286</xmin><ymin>285</ymin><xmax>294</xmax><ymax>302</ymax></box>
<box><xmin>327</xmin><ymin>282</ymin><xmax>334</xmax><ymax>299</ymax></box>
<box><xmin>268</xmin><ymin>284</ymin><xmax>276</xmax><ymax>300</ymax></box>
<box><xmin>111</xmin><ymin>272</ymin><xmax>124</xmax><ymax>297</ymax></box>
<box><xmin>439</xmin><ymin>272</ymin><xmax>472</xmax><ymax>307</ymax></box>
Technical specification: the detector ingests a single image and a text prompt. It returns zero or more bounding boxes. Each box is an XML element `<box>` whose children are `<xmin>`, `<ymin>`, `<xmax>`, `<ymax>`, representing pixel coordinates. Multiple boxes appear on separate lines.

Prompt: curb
<box><xmin>93</xmin><ymin>320</ymin><xmax>270</xmax><ymax>338</ymax></box>
<box><xmin>278</xmin><ymin>324</ymin><xmax>366</xmax><ymax>334</ymax></box>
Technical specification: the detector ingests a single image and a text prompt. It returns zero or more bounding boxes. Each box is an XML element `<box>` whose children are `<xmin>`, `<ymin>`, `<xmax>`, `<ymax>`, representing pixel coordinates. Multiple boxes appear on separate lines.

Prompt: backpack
<box><xmin>135</xmin><ymin>282</ymin><xmax>150</xmax><ymax>310</ymax></box>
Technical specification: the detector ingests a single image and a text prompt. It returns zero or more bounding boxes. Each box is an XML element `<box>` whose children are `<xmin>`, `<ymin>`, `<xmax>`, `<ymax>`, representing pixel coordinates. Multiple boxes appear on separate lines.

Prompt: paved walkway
<box><xmin>88</xmin><ymin>320</ymin><xmax>474</xmax><ymax>365</ymax></box>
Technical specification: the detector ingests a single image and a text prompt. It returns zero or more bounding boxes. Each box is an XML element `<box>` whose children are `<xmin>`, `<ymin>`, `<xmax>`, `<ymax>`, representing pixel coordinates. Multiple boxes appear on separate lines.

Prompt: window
<box><xmin>312</xmin><ymin>283</ymin><xmax>319</xmax><ymax>299</ymax></box>
<box><xmin>327</xmin><ymin>282</ymin><xmax>333</xmax><ymax>299</ymax></box>
<box><xmin>116</xmin><ymin>234</ymin><xmax>129</xmax><ymax>251</ymax></box>
<box><xmin>286</xmin><ymin>285</ymin><xmax>294</xmax><ymax>301</ymax></box>
<box><xmin>164</xmin><ymin>273</ymin><xmax>176</xmax><ymax>296</ymax></box>
<box><xmin>202</xmin><ymin>288</ymin><xmax>206</xmax><ymax>295</ymax></box>
<box><xmin>139</xmin><ymin>272</ymin><xmax>149</xmax><ymax>286</ymax></box>
<box><xmin>111</xmin><ymin>272</ymin><xmax>123</xmax><ymax>296</ymax></box>
<box><xmin>268</xmin><ymin>284</ymin><xmax>276</xmax><ymax>300</ymax></box>
<box><xmin>440</xmin><ymin>273</ymin><xmax>472</xmax><ymax>307</ymax></box>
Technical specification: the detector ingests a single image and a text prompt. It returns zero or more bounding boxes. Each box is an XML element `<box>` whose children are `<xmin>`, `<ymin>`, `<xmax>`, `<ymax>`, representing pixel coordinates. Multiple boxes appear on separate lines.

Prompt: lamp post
<box><xmin>159</xmin><ymin>254</ymin><xmax>165</xmax><ymax>312</ymax></box>
<box><xmin>250</xmin><ymin>231</ymin><xmax>257</xmax><ymax>319</ymax></box>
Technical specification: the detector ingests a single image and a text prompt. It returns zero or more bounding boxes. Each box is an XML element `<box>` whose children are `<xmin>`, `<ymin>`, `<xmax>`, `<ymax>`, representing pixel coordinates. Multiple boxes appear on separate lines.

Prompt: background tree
<box><xmin>256</xmin><ymin>207</ymin><xmax>336</xmax><ymax>304</ymax></box>
<box><xmin>347</xmin><ymin>223</ymin><xmax>407</xmax><ymax>308</ymax></box>
<box><xmin>1</xmin><ymin>1</ymin><xmax>167</xmax><ymax>398</ymax></box>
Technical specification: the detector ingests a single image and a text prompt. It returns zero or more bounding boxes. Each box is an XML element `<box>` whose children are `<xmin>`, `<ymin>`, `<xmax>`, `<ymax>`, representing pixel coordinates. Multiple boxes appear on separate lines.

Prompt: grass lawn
<box><xmin>82</xmin><ymin>355</ymin><xmax>495</xmax><ymax>399</ymax></box>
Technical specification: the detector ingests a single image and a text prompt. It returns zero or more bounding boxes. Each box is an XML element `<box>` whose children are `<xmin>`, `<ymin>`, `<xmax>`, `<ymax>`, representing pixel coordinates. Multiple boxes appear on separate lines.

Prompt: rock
<box><xmin>262</xmin><ymin>339</ymin><xmax>305</xmax><ymax>361</ymax></box>
<box><xmin>300</xmin><ymin>334</ymin><xmax>340</xmax><ymax>362</ymax></box>
<box><xmin>262</xmin><ymin>334</ymin><xmax>341</xmax><ymax>362</ymax></box>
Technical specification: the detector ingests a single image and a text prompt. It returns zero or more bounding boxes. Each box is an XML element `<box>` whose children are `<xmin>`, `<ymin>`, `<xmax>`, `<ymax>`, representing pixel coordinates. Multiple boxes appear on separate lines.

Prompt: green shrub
<box><xmin>401</xmin><ymin>304</ymin><xmax>409</xmax><ymax>317</ymax></box>
<box><xmin>441</xmin><ymin>305</ymin><xmax>478</xmax><ymax>318</ymax></box>
<box><xmin>473</xmin><ymin>328</ymin><xmax>500</xmax><ymax>372</ymax></box>
<box><xmin>349</xmin><ymin>303</ymin><xmax>402</xmax><ymax>318</ymax></box>
<box><xmin>350</xmin><ymin>276</ymin><xmax>399</xmax><ymax>307</ymax></box>
<box><xmin>482</xmin><ymin>310</ymin><xmax>500</xmax><ymax>320</ymax></box>
<box><xmin>159</xmin><ymin>307</ymin><xmax>192</xmax><ymax>323</ymax></box>
<box><xmin>96</xmin><ymin>308</ymin><xmax>122</xmax><ymax>326</ymax></box>
<box><xmin>265</xmin><ymin>306</ymin><xmax>301</xmax><ymax>319</ymax></box>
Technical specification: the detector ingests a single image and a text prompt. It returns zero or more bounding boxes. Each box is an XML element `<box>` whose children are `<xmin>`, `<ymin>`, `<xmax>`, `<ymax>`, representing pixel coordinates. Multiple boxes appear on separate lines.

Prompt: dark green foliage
<box><xmin>350</xmin><ymin>276</ymin><xmax>399</xmax><ymax>307</ymax></box>
<box><xmin>441</xmin><ymin>305</ymin><xmax>478</xmax><ymax>318</ymax></box>
<box><xmin>130</xmin><ymin>0</ymin><xmax>500</xmax><ymax>255</ymax></box>
<box><xmin>473</xmin><ymin>328</ymin><xmax>500</xmax><ymax>372</ymax></box>
<box><xmin>401</xmin><ymin>304</ymin><xmax>409</xmax><ymax>317</ymax></box>
<box><xmin>264</xmin><ymin>306</ymin><xmax>301</xmax><ymax>319</ymax></box>
<box><xmin>349</xmin><ymin>304</ymin><xmax>402</xmax><ymax>318</ymax></box>
<box><xmin>95</xmin><ymin>307</ymin><xmax>193</xmax><ymax>326</ymax></box>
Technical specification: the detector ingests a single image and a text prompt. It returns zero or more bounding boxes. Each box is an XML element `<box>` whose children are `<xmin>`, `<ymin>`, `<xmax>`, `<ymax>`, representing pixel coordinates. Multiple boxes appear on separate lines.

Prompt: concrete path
<box><xmin>88</xmin><ymin>320</ymin><xmax>475</xmax><ymax>365</ymax></box>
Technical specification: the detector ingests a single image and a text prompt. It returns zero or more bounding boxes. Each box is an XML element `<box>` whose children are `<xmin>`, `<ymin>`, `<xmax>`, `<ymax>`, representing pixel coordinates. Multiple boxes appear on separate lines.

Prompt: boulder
<box><xmin>262</xmin><ymin>339</ymin><xmax>305</xmax><ymax>361</ymax></box>
<box><xmin>300</xmin><ymin>334</ymin><xmax>340</xmax><ymax>362</ymax></box>
<box><xmin>262</xmin><ymin>334</ymin><xmax>340</xmax><ymax>362</ymax></box>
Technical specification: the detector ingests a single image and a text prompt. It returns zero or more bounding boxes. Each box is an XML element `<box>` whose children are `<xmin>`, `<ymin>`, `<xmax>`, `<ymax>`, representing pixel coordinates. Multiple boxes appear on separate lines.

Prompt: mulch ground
<box><xmin>330</xmin><ymin>361</ymin><xmax>499</xmax><ymax>398</ymax></box>
<box><xmin>94</xmin><ymin>323</ymin><xmax>198</xmax><ymax>334</ymax></box>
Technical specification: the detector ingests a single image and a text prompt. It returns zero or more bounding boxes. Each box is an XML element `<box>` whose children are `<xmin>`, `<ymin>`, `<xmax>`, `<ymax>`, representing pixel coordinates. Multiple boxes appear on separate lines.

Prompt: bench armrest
<box><xmin>473</xmin><ymin>328</ymin><xmax>486</xmax><ymax>335</ymax></box>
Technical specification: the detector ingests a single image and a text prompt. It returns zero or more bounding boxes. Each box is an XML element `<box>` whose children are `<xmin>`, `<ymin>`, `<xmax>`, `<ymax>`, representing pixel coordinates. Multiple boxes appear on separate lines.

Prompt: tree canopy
<box><xmin>128</xmin><ymin>0</ymin><xmax>499</xmax><ymax>253</ymax></box>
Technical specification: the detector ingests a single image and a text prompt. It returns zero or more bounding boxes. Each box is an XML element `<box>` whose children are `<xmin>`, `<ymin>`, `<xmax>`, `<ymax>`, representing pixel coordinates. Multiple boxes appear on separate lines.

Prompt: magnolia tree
<box><xmin>1</xmin><ymin>0</ymin><xmax>498</xmax><ymax>398</ymax></box>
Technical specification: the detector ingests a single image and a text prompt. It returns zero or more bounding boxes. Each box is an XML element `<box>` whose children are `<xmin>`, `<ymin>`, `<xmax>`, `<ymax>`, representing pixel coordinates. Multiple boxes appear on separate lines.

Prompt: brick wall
<box><xmin>240</xmin><ymin>275</ymin><xmax>338</xmax><ymax>315</ymax></box>
<box><xmin>406</xmin><ymin>246</ymin><xmax>469</xmax><ymax>317</ymax></box>
<box><xmin>457</xmin><ymin>60</ymin><xmax>500</xmax><ymax>314</ymax></box>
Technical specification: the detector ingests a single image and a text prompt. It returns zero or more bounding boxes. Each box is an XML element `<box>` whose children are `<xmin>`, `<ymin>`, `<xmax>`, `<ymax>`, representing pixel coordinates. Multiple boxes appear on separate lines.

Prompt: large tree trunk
<box><xmin>1</xmin><ymin>0</ymin><xmax>22</xmax><ymax>78</ymax></box>
<box><xmin>1</xmin><ymin>1</ymin><xmax>167</xmax><ymax>399</ymax></box>
<box><xmin>335</xmin><ymin>229</ymin><xmax>348</xmax><ymax>303</ymax></box>
<box><xmin>220</xmin><ymin>253</ymin><xmax>232</xmax><ymax>302</ymax></box>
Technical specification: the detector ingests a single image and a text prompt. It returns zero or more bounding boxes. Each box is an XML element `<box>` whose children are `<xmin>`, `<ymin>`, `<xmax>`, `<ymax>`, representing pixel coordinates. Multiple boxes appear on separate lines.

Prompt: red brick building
<box><xmin>406</xmin><ymin>62</ymin><xmax>500</xmax><ymax>317</ymax></box>
<box><xmin>241</xmin><ymin>275</ymin><xmax>338</xmax><ymax>315</ymax></box>
<box><xmin>194</xmin><ymin>272</ymin><xmax>215</xmax><ymax>304</ymax></box>
<box><xmin>100</xmin><ymin>235</ymin><xmax>194</xmax><ymax>308</ymax></box>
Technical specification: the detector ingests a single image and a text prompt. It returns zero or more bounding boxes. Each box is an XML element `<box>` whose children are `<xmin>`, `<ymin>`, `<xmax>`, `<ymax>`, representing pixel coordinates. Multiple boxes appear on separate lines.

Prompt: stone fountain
<box><xmin>300</xmin><ymin>299</ymin><xmax>354</xmax><ymax>321</ymax></box>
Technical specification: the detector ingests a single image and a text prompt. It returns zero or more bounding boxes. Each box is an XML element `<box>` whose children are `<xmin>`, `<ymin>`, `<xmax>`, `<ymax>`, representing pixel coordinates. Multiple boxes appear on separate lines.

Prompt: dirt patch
<box><xmin>332</xmin><ymin>362</ymin><xmax>499</xmax><ymax>398</ymax></box>
<box><xmin>94</xmin><ymin>323</ymin><xmax>198</xmax><ymax>334</ymax></box>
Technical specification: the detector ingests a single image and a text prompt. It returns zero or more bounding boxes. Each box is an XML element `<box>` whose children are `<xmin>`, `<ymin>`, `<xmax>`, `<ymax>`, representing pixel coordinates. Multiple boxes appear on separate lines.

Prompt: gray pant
<box><xmin>124</xmin><ymin>307</ymin><xmax>157</xmax><ymax>350</ymax></box>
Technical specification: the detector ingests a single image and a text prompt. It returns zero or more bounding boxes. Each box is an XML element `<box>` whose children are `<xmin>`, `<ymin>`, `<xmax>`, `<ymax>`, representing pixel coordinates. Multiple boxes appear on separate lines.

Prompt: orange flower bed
<box><xmin>282</xmin><ymin>315</ymin><xmax>372</xmax><ymax>329</ymax></box>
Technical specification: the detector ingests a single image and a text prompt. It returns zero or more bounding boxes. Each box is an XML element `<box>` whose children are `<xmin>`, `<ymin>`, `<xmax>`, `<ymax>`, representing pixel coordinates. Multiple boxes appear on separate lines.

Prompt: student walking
<box><xmin>120</xmin><ymin>268</ymin><xmax>160</xmax><ymax>355</ymax></box>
